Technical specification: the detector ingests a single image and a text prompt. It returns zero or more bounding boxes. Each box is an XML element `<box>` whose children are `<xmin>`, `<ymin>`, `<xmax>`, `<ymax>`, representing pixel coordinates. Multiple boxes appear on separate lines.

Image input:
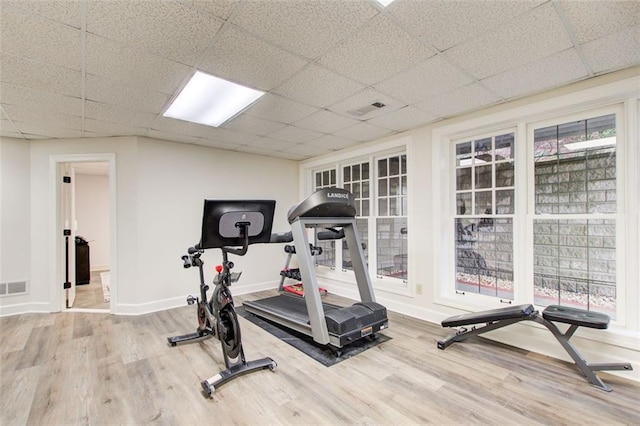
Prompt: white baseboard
<box><xmin>113</xmin><ymin>280</ymin><xmax>279</xmax><ymax>316</ymax></box>
<box><xmin>232</xmin><ymin>280</ymin><xmax>279</xmax><ymax>296</ymax></box>
<box><xmin>0</xmin><ymin>302</ymin><xmax>51</xmax><ymax>317</ymax></box>
<box><xmin>114</xmin><ymin>295</ymin><xmax>188</xmax><ymax>315</ymax></box>
<box><xmin>91</xmin><ymin>265</ymin><xmax>110</xmax><ymax>272</ymax></box>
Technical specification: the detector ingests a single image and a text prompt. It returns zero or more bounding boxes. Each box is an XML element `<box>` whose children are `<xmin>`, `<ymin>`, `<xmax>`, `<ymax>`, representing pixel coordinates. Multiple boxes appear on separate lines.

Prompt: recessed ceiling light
<box><xmin>374</xmin><ymin>0</ymin><xmax>396</xmax><ymax>7</ymax></box>
<box><xmin>163</xmin><ymin>71</ymin><xmax>265</xmax><ymax>127</ymax></box>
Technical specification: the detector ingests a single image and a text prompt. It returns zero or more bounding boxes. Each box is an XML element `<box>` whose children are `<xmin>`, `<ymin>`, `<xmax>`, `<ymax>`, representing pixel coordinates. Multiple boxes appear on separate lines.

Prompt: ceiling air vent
<box><xmin>347</xmin><ymin>101</ymin><xmax>386</xmax><ymax>117</ymax></box>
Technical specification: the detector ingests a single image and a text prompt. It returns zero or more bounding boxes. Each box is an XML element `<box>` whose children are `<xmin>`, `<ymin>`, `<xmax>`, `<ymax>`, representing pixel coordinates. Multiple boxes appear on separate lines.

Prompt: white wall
<box><xmin>26</xmin><ymin>137</ymin><xmax>138</xmax><ymax>314</ymax></box>
<box><xmin>74</xmin><ymin>173</ymin><xmax>110</xmax><ymax>270</ymax></box>
<box><xmin>0</xmin><ymin>137</ymin><xmax>31</xmax><ymax>308</ymax></box>
<box><xmin>130</xmin><ymin>137</ymin><xmax>299</xmax><ymax>310</ymax></box>
<box><xmin>0</xmin><ymin>135</ymin><xmax>299</xmax><ymax>315</ymax></box>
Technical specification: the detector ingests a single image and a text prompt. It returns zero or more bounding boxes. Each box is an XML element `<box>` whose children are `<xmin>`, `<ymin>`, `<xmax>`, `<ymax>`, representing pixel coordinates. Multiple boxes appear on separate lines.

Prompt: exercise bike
<box><xmin>167</xmin><ymin>199</ymin><xmax>278</xmax><ymax>396</ymax></box>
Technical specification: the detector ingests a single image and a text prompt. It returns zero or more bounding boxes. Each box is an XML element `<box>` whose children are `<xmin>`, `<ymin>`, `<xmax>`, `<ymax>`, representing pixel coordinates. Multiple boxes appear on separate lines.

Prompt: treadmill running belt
<box><xmin>244</xmin><ymin>294</ymin><xmax>341</xmax><ymax>324</ymax></box>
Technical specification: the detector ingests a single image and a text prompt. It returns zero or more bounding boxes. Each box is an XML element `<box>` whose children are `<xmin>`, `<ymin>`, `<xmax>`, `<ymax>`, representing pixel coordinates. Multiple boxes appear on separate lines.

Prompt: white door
<box><xmin>62</xmin><ymin>163</ymin><xmax>77</xmax><ymax>308</ymax></box>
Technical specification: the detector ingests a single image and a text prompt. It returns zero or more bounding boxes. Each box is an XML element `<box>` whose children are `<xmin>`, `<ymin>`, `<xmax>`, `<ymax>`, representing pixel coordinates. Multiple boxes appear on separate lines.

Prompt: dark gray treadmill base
<box><xmin>243</xmin><ymin>294</ymin><xmax>388</xmax><ymax>348</ymax></box>
<box><xmin>244</xmin><ymin>294</ymin><xmax>341</xmax><ymax>324</ymax></box>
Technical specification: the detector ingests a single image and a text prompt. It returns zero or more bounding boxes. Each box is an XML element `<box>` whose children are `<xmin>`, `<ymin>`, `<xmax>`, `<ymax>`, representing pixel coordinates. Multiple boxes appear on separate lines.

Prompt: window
<box><xmin>307</xmin><ymin>145</ymin><xmax>409</xmax><ymax>292</ymax></box>
<box><xmin>454</xmin><ymin>133</ymin><xmax>515</xmax><ymax>300</ymax></box>
<box><xmin>532</xmin><ymin>113</ymin><xmax>617</xmax><ymax>318</ymax></box>
<box><xmin>376</xmin><ymin>154</ymin><xmax>408</xmax><ymax>280</ymax></box>
<box><xmin>443</xmin><ymin>109</ymin><xmax>622</xmax><ymax>320</ymax></box>
<box><xmin>313</xmin><ymin>167</ymin><xmax>337</xmax><ymax>268</ymax></box>
<box><xmin>342</xmin><ymin>162</ymin><xmax>370</xmax><ymax>270</ymax></box>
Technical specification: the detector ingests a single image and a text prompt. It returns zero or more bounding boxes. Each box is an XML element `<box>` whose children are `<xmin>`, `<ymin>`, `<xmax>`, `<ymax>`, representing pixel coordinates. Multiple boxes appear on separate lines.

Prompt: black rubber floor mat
<box><xmin>237</xmin><ymin>305</ymin><xmax>391</xmax><ymax>367</ymax></box>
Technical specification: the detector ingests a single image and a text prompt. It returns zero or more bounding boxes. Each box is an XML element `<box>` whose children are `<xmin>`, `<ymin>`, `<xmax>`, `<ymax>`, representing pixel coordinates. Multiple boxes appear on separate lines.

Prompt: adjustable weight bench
<box><xmin>438</xmin><ymin>304</ymin><xmax>633</xmax><ymax>391</ymax></box>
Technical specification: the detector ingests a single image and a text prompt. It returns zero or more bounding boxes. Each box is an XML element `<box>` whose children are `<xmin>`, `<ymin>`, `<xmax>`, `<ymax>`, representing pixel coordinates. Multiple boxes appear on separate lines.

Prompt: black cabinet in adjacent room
<box><xmin>75</xmin><ymin>236</ymin><xmax>90</xmax><ymax>285</ymax></box>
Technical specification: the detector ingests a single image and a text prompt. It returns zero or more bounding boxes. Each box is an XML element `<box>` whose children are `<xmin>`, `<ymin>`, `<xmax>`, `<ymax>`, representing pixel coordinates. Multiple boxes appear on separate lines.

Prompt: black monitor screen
<box><xmin>198</xmin><ymin>199</ymin><xmax>276</xmax><ymax>249</ymax></box>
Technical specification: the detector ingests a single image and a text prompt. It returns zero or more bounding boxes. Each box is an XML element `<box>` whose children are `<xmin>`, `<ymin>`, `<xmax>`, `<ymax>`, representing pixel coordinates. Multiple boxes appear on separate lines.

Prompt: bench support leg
<box><xmin>437</xmin><ymin>317</ymin><xmax>528</xmax><ymax>350</ymax></box>
<box><xmin>533</xmin><ymin>317</ymin><xmax>633</xmax><ymax>392</ymax></box>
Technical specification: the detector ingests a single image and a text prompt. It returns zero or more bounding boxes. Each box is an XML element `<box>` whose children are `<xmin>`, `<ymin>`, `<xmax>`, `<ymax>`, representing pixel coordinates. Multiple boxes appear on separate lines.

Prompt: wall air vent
<box><xmin>347</xmin><ymin>101</ymin><xmax>387</xmax><ymax>117</ymax></box>
<box><xmin>0</xmin><ymin>281</ymin><xmax>28</xmax><ymax>296</ymax></box>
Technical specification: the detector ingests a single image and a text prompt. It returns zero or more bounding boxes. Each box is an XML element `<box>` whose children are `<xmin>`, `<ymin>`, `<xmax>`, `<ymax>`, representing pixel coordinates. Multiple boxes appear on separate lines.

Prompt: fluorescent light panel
<box><xmin>163</xmin><ymin>71</ymin><xmax>264</xmax><ymax>127</ymax></box>
<box><xmin>374</xmin><ymin>0</ymin><xmax>396</xmax><ymax>7</ymax></box>
<box><xmin>565</xmin><ymin>137</ymin><xmax>616</xmax><ymax>151</ymax></box>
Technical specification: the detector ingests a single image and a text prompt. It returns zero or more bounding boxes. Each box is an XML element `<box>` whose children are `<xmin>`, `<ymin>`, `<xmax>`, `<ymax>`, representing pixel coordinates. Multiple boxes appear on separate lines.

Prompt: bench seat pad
<box><xmin>542</xmin><ymin>305</ymin><xmax>609</xmax><ymax>329</ymax></box>
<box><xmin>442</xmin><ymin>304</ymin><xmax>535</xmax><ymax>328</ymax></box>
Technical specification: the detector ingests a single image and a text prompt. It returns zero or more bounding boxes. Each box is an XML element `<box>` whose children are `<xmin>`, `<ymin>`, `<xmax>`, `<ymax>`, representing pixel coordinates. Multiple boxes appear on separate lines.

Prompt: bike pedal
<box><xmin>186</xmin><ymin>295</ymin><xmax>196</xmax><ymax>305</ymax></box>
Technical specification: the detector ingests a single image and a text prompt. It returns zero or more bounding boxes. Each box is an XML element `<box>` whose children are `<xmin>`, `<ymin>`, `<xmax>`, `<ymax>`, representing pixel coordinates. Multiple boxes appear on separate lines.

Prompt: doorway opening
<box><xmin>52</xmin><ymin>154</ymin><xmax>116</xmax><ymax>313</ymax></box>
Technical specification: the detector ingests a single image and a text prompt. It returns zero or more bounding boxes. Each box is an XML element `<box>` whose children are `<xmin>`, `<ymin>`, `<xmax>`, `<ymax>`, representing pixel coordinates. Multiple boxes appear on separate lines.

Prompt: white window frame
<box><xmin>301</xmin><ymin>136</ymin><xmax>413</xmax><ymax>297</ymax></box>
<box><xmin>432</xmin><ymin>76</ymin><xmax>639</xmax><ymax>340</ymax></box>
<box><xmin>526</xmin><ymin>105</ymin><xmax>626</xmax><ymax>325</ymax></box>
<box><xmin>451</xmin><ymin>127</ymin><xmax>520</xmax><ymax>304</ymax></box>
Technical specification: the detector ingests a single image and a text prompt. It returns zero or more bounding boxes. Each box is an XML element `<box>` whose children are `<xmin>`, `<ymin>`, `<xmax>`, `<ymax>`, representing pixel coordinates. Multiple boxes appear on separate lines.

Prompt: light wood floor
<box><xmin>1</xmin><ymin>290</ymin><xmax>638</xmax><ymax>425</ymax></box>
<box><xmin>73</xmin><ymin>271</ymin><xmax>109</xmax><ymax>310</ymax></box>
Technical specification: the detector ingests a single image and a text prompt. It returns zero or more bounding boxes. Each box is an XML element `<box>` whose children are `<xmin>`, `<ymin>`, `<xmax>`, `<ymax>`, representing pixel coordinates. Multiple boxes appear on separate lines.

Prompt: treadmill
<box><xmin>243</xmin><ymin>188</ymin><xmax>389</xmax><ymax>352</ymax></box>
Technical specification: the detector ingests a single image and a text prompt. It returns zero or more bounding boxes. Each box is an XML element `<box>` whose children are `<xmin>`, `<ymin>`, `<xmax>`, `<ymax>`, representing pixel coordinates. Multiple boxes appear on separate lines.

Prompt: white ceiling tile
<box><xmin>367</xmin><ymin>106</ymin><xmax>437</xmax><ymax>132</ymax></box>
<box><xmin>86</xmin><ymin>0</ymin><xmax>223</xmax><ymax>65</ymax></box>
<box><xmin>84</xmin><ymin>118</ymin><xmax>147</xmax><ymax>136</ymax></box>
<box><xmin>1</xmin><ymin>118</ymin><xmax>20</xmax><ymax>135</ymax></box>
<box><xmin>274</xmin><ymin>151</ymin><xmax>309</xmax><ymax>161</ymax></box>
<box><xmin>482</xmin><ymin>49</ymin><xmax>588</xmax><ymax>100</ymax></box>
<box><xmin>375</xmin><ymin>55</ymin><xmax>472</xmax><ymax>104</ymax></box>
<box><xmin>230</xmin><ymin>1</ymin><xmax>378</xmax><ymax>59</ymax></box>
<box><xmin>146</xmin><ymin>129</ymin><xmax>205</xmax><ymax>145</ymax></box>
<box><xmin>85</xmin><ymin>101</ymin><xmax>157</xmax><ymax>129</ymax></box>
<box><xmin>234</xmin><ymin>144</ymin><xmax>281</xmax><ymax>158</ymax></box>
<box><xmin>319</xmin><ymin>13</ymin><xmax>434</xmax><ymax>85</ymax></box>
<box><xmin>1</xmin><ymin>8</ymin><xmax>81</xmax><ymax>70</ymax></box>
<box><xmin>246</xmin><ymin>137</ymin><xmax>298</xmax><ymax>152</ymax></box>
<box><xmin>273</xmin><ymin>64</ymin><xmax>365</xmax><ymax>108</ymax></box>
<box><xmin>282</xmin><ymin>143</ymin><xmax>333</xmax><ymax>158</ymax></box>
<box><xmin>416</xmin><ymin>83</ymin><xmax>502</xmax><ymax>119</ymax></box>
<box><xmin>3</xmin><ymin>103</ymin><xmax>82</xmax><ymax>130</ymax></box>
<box><xmin>1</xmin><ymin>0</ymin><xmax>82</xmax><ymax>28</ymax></box>
<box><xmin>195</xmin><ymin>138</ymin><xmax>242</xmax><ymax>151</ymax></box>
<box><xmin>560</xmin><ymin>0</ymin><xmax>640</xmax><ymax>43</ymax></box>
<box><xmin>85</xmin><ymin>74</ymin><xmax>170</xmax><ymax>113</ymax></box>
<box><xmin>0</xmin><ymin>54</ymin><xmax>81</xmax><ymax>97</ymax></box>
<box><xmin>327</xmin><ymin>88</ymin><xmax>406</xmax><ymax>119</ymax></box>
<box><xmin>1</xmin><ymin>0</ymin><xmax>636</xmax><ymax>159</ymax></box>
<box><xmin>445</xmin><ymin>3</ymin><xmax>574</xmax><ymax>79</ymax></box>
<box><xmin>333</xmin><ymin>122</ymin><xmax>395</xmax><ymax>142</ymax></box>
<box><xmin>244</xmin><ymin>94</ymin><xmax>318</xmax><ymax>124</ymax></box>
<box><xmin>186</xmin><ymin>0</ymin><xmax>239</xmax><ymax>21</ymax></box>
<box><xmin>305</xmin><ymin>134</ymin><xmax>359</xmax><ymax>151</ymax></box>
<box><xmin>14</xmin><ymin>121</ymin><xmax>83</xmax><ymax>138</ymax></box>
<box><xmin>198</xmin><ymin>25</ymin><xmax>308</xmax><ymax>91</ymax></box>
<box><xmin>83</xmin><ymin>131</ymin><xmax>110</xmax><ymax>138</ymax></box>
<box><xmin>86</xmin><ymin>34</ymin><xmax>192</xmax><ymax>95</ymax></box>
<box><xmin>19</xmin><ymin>133</ymin><xmax>50</xmax><ymax>140</ymax></box>
<box><xmin>267</xmin><ymin>125</ymin><xmax>323</xmax><ymax>144</ymax></box>
<box><xmin>294</xmin><ymin>110</ymin><xmax>360</xmax><ymax>134</ymax></box>
<box><xmin>388</xmin><ymin>0</ymin><xmax>544</xmax><ymax>51</ymax></box>
<box><xmin>582</xmin><ymin>25</ymin><xmax>640</xmax><ymax>74</ymax></box>
<box><xmin>150</xmin><ymin>116</ymin><xmax>216</xmax><ymax>138</ymax></box>
<box><xmin>222</xmin><ymin>114</ymin><xmax>286</xmax><ymax>136</ymax></box>
<box><xmin>0</xmin><ymin>82</ymin><xmax>83</xmax><ymax>116</ymax></box>
<box><xmin>202</xmin><ymin>126</ymin><xmax>261</xmax><ymax>145</ymax></box>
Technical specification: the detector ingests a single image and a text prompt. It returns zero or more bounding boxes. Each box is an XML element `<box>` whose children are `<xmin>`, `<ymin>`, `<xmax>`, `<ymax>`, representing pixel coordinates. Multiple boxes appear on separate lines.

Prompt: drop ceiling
<box><xmin>1</xmin><ymin>0</ymin><xmax>638</xmax><ymax>161</ymax></box>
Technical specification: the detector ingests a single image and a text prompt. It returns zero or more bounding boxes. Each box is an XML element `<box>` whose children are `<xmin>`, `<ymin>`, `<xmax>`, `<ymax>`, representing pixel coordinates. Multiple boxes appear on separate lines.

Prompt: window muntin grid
<box><xmin>454</xmin><ymin>133</ymin><xmax>515</xmax><ymax>300</ymax></box>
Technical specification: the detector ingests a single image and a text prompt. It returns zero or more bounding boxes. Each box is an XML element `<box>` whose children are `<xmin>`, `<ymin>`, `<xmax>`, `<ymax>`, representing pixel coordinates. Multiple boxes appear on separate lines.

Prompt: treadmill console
<box><xmin>287</xmin><ymin>188</ymin><xmax>356</xmax><ymax>224</ymax></box>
